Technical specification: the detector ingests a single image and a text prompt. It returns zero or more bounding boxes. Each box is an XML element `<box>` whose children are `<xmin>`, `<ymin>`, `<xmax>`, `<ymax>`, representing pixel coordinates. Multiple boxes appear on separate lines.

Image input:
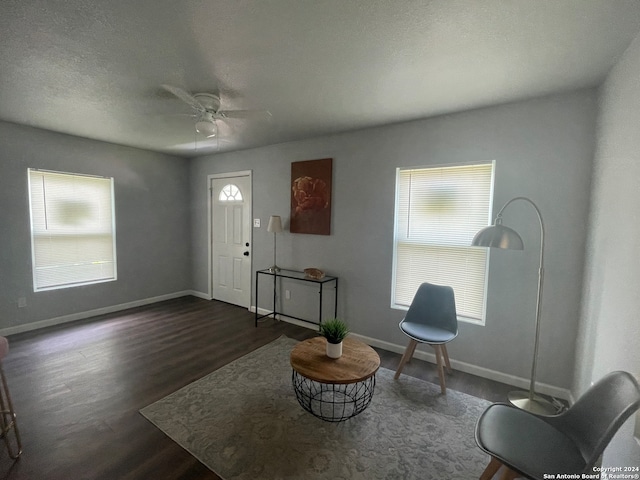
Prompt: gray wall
<box><xmin>190</xmin><ymin>89</ymin><xmax>597</xmax><ymax>392</ymax></box>
<box><xmin>574</xmin><ymin>32</ymin><xmax>640</xmax><ymax>465</ymax></box>
<box><xmin>0</xmin><ymin>122</ymin><xmax>191</xmax><ymax>331</ymax></box>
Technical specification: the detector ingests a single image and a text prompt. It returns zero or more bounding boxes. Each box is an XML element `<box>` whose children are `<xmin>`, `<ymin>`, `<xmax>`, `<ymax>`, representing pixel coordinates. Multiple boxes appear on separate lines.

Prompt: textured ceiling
<box><xmin>1</xmin><ymin>0</ymin><xmax>640</xmax><ymax>158</ymax></box>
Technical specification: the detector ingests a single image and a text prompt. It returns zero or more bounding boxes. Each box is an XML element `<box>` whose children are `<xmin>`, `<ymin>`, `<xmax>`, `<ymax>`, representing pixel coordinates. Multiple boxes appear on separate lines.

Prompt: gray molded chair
<box><xmin>0</xmin><ymin>337</ymin><xmax>22</xmax><ymax>459</ymax></box>
<box><xmin>475</xmin><ymin>370</ymin><xmax>640</xmax><ymax>480</ymax></box>
<box><xmin>394</xmin><ymin>282</ymin><xmax>458</xmax><ymax>394</ymax></box>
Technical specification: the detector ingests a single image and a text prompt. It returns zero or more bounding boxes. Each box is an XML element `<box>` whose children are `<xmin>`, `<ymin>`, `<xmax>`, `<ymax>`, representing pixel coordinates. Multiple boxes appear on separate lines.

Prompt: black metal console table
<box><xmin>254</xmin><ymin>268</ymin><xmax>338</xmax><ymax>328</ymax></box>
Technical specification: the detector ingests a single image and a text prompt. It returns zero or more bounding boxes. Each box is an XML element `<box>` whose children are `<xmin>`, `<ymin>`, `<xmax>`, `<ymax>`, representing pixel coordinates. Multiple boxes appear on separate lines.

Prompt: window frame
<box><xmin>27</xmin><ymin>168</ymin><xmax>118</xmax><ymax>292</ymax></box>
<box><xmin>391</xmin><ymin>161</ymin><xmax>495</xmax><ymax>325</ymax></box>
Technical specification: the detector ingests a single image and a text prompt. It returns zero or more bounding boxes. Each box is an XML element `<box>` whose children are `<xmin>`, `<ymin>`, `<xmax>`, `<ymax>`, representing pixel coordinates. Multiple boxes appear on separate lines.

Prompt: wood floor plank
<box><xmin>0</xmin><ymin>296</ymin><xmax>513</xmax><ymax>479</ymax></box>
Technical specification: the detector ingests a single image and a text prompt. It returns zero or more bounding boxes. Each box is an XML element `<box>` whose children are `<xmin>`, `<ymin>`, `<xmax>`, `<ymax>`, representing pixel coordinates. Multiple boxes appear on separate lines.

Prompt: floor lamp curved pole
<box><xmin>472</xmin><ymin>196</ymin><xmax>556</xmax><ymax>415</ymax></box>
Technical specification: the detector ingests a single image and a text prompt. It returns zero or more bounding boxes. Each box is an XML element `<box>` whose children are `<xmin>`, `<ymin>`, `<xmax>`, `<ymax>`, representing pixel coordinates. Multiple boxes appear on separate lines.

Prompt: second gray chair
<box><xmin>394</xmin><ymin>282</ymin><xmax>458</xmax><ymax>394</ymax></box>
<box><xmin>0</xmin><ymin>336</ymin><xmax>22</xmax><ymax>459</ymax></box>
<box><xmin>475</xmin><ymin>370</ymin><xmax>640</xmax><ymax>480</ymax></box>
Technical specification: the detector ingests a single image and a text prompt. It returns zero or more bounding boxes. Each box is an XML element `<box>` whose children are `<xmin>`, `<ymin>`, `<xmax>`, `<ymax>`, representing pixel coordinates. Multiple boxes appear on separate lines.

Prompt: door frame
<box><xmin>207</xmin><ymin>170</ymin><xmax>253</xmax><ymax>307</ymax></box>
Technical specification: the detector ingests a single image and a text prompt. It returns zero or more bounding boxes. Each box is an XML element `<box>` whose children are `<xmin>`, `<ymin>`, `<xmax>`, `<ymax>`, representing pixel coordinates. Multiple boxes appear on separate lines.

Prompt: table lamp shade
<box><xmin>267</xmin><ymin>215</ymin><xmax>283</xmax><ymax>233</ymax></box>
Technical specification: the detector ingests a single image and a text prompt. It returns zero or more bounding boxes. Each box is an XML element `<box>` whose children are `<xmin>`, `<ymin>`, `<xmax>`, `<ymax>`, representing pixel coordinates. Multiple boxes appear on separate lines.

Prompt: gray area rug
<box><xmin>140</xmin><ymin>336</ymin><xmax>491</xmax><ymax>479</ymax></box>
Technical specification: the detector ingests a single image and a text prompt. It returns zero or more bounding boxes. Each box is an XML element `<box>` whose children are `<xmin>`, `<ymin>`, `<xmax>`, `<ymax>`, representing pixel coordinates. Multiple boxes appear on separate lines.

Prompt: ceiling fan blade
<box><xmin>161</xmin><ymin>84</ymin><xmax>206</xmax><ymax>112</ymax></box>
<box><xmin>160</xmin><ymin>113</ymin><xmax>197</xmax><ymax>117</ymax></box>
<box><xmin>216</xmin><ymin>110</ymin><xmax>272</xmax><ymax>120</ymax></box>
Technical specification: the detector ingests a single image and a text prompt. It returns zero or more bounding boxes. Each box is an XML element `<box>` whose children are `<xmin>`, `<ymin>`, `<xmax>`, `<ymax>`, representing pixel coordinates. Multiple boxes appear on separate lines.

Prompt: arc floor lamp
<box><xmin>472</xmin><ymin>196</ymin><xmax>556</xmax><ymax>415</ymax></box>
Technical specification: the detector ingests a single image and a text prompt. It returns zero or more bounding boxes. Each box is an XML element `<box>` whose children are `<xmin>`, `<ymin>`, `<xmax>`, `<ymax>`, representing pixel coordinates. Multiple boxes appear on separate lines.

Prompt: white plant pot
<box><xmin>326</xmin><ymin>341</ymin><xmax>343</xmax><ymax>359</ymax></box>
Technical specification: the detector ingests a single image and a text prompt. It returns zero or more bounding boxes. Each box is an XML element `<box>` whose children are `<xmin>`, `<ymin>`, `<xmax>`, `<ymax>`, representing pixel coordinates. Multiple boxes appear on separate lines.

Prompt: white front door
<box><xmin>210</xmin><ymin>173</ymin><xmax>252</xmax><ymax>307</ymax></box>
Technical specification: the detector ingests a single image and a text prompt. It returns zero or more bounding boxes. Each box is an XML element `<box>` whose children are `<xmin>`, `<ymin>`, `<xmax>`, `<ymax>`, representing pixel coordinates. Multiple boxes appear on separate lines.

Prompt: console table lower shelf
<box><xmin>254</xmin><ymin>268</ymin><xmax>338</xmax><ymax>329</ymax></box>
<box><xmin>289</xmin><ymin>337</ymin><xmax>380</xmax><ymax>422</ymax></box>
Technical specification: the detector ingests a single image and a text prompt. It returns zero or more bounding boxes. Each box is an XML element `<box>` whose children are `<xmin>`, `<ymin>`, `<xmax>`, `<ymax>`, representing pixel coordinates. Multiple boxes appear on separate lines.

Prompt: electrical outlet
<box><xmin>285</xmin><ymin>290</ymin><xmax>291</xmax><ymax>300</ymax></box>
<box><xmin>18</xmin><ymin>297</ymin><xmax>26</xmax><ymax>308</ymax></box>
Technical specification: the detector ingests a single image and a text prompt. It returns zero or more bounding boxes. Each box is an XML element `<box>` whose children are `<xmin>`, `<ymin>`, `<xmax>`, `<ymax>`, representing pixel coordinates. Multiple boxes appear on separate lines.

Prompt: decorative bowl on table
<box><xmin>304</xmin><ymin>268</ymin><xmax>325</xmax><ymax>280</ymax></box>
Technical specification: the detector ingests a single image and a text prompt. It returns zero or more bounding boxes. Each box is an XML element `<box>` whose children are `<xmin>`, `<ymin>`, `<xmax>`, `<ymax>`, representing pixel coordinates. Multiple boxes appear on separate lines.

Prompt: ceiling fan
<box><xmin>161</xmin><ymin>84</ymin><xmax>271</xmax><ymax>138</ymax></box>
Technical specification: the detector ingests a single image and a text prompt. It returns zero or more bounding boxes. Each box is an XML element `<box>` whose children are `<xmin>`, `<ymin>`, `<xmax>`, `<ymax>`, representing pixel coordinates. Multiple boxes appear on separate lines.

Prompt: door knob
<box><xmin>243</xmin><ymin>251</ymin><xmax>250</xmax><ymax>256</ymax></box>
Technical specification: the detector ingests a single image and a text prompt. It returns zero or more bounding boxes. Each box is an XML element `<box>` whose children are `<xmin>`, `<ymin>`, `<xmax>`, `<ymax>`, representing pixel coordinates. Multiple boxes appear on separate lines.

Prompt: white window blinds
<box><xmin>392</xmin><ymin>162</ymin><xmax>494</xmax><ymax>323</ymax></box>
<box><xmin>28</xmin><ymin>169</ymin><xmax>117</xmax><ymax>291</ymax></box>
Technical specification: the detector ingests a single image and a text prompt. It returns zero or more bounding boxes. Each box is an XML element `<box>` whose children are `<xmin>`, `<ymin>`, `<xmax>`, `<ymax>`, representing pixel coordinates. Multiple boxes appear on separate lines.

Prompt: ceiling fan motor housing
<box><xmin>194</xmin><ymin>93</ymin><xmax>221</xmax><ymax>113</ymax></box>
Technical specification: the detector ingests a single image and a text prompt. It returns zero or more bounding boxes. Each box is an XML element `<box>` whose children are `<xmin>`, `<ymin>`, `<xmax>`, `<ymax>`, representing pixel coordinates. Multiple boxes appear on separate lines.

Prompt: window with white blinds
<box><xmin>392</xmin><ymin>162</ymin><xmax>494</xmax><ymax>324</ymax></box>
<box><xmin>28</xmin><ymin>169</ymin><xmax>117</xmax><ymax>291</ymax></box>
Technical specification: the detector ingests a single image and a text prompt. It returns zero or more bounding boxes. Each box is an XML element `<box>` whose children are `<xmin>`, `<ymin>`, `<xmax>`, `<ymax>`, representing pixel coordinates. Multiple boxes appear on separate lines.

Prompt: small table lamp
<box><xmin>267</xmin><ymin>215</ymin><xmax>283</xmax><ymax>273</ymax></box>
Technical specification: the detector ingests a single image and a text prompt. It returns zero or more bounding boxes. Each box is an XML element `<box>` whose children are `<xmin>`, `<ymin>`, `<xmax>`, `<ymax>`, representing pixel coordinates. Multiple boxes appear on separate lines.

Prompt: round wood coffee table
<box><xmin>290</xmin><ymin>337</ymin><xmax>380</xmax><ymax>422</ymax></box>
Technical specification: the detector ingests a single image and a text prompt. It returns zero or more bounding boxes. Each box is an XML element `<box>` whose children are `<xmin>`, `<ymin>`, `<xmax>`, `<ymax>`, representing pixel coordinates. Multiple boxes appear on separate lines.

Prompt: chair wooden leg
<box><xmin>442</xmin><ymin>344</ymin><xmax>452</xmax><ymax>374</ymax></box>
<box><xmin>499</xmin><ymin>467</ymin><xmax>521</xmax><ymax>480</ymax></box>
<box><xmin>407</xmin><ymin>339</ymin><xmax>418</xmax><ymax>360</ymax></box>
<box><xmin>434</xmin><ymin>345</ymin><xmax>446</xmax><ymax>394</ymax></box>
<box><xmin>405</xmin><ymin>341</ymin><xmax>416</xmax><ymax>364</ymax></box>
<box><xmin>394</xmin><ymin>339</ymin><xmax>418</xmax><ymax>379</ymax></box>
<box><xmin>0</xmin><ymin>365</ymin><xmax>22</xmax><ymax>459</ymax></box>
<box><xmin>480</xmin><ymin>457</ymin><xmax>502</xmax><ymax>480</ymax></box>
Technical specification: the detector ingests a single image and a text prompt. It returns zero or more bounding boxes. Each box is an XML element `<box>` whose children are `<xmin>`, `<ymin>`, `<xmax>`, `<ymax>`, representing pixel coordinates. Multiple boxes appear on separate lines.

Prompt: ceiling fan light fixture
<box><xmin>195</xmin><ymin>119</ymin><xmax>217</xmax><ymax>137</ymax></box>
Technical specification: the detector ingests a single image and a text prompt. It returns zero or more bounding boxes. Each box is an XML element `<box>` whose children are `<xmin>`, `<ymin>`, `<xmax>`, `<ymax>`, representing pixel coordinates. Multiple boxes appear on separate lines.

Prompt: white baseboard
<box><xmin>250</xmin><ymin>308</ymin><xmax>572</xmax><ymax>402</ymax></box>
<box><xmin>349</xmin><ymin>332</ymin><xmax>572</xmax><ymax>401</ymax></box>
<box><xmin>0</xmin><ymin>290</ymin><xmax>196</xmax><ymax>337</ymax></box>
<box><xmin>189</xmin><ymin>290</ymin><xmax>212</xmax><ymax>301</ymax></box>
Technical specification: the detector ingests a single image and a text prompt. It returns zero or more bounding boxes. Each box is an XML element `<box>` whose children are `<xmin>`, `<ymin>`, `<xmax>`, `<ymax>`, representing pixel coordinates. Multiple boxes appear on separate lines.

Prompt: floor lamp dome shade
<box><xmin>471</xmin><ymin>196</ymin><xmax>557</xmax><ymax>415</ymax></box>
<box><xmin>472</xmin><ymin>221</ymin><xmax>524</xmax><ymax>250</ymax></box>
<box><xmin>267</xmin><ymin>215</ymin><xmax>283</xmax><ymax>272</ymax></box>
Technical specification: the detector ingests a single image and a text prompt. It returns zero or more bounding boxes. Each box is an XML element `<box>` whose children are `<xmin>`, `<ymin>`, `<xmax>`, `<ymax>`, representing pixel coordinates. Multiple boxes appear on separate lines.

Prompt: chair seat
<box><xmin>400</xmin><ymin>321</ymin><xmax>457</xmax><ymax>344</ymax></box>
<box><xmin>476</xmin><ymin>404</ymin><xmax>586</xmax><ymax>479</ymax></box>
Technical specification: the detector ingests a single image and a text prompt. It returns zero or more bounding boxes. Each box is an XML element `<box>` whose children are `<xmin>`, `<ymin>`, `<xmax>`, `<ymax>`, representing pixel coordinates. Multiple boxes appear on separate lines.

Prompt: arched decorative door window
<box><xmin>218</xmin><ymin>184</ymin><xmax>244</xmax><ymax>202</ymax></box>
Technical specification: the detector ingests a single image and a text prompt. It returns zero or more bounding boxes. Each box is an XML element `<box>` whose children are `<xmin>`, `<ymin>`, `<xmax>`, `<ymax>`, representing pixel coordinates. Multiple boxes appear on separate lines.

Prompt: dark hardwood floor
<box><xmin>0</xmin><ymin>296</ymin><xmax>513</xmax><ymax>479</ymax></box>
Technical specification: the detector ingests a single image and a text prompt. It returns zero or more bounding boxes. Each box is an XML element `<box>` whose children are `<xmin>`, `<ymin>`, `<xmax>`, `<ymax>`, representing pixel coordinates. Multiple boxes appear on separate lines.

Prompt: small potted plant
<box><xmin>319</xmin><ymin>318</ymin><xmax>349</xmax><ymax>358</ymax></box>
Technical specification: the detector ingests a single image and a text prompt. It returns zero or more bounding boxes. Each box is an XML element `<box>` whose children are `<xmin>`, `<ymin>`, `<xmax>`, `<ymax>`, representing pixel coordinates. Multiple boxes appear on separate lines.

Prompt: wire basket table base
<box><xmin>292</xmin><ymin>370</ymin><xmax>376</xmax><ymax>422</ymax></box>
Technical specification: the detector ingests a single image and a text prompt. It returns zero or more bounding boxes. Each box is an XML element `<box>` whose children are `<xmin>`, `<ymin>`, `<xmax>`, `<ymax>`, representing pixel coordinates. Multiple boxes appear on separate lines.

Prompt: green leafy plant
<box><xmin>319</xmin><ymin>318</ymin><xmax>349</xmax><ymax>344</ymax></box>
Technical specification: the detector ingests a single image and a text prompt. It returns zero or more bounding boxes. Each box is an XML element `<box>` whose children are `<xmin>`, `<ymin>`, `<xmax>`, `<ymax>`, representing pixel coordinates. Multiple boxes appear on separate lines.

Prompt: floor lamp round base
<box><xmin>508</xmin><ymin>390</ymin><xmax>557</xmax><ymax>415</ymax></box>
